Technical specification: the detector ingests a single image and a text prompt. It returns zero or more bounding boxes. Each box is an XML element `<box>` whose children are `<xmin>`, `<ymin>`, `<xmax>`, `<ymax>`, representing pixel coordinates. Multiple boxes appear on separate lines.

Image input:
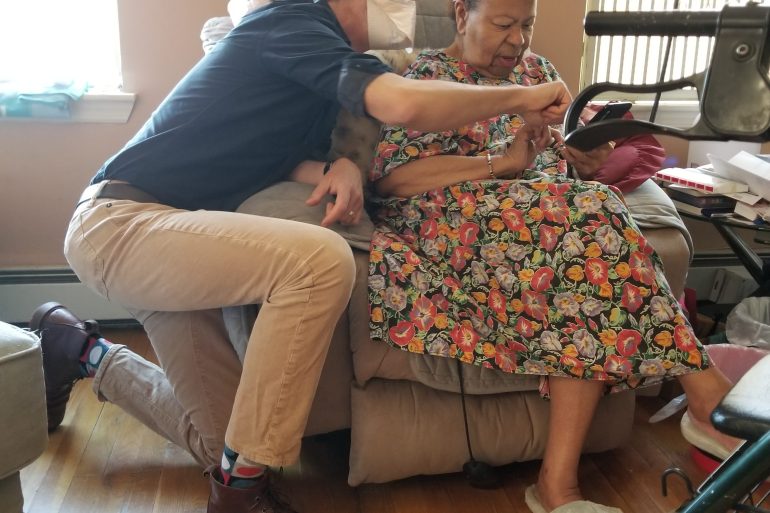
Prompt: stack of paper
<box><xmin>706</xmin><ymin>153</ymin><xmax>770</xmax><ymax>224</ymax></box>
<box><xmin>733</xmin><ymin>198</ymin><xmax>770</xmax><ymax>224</ymax></box>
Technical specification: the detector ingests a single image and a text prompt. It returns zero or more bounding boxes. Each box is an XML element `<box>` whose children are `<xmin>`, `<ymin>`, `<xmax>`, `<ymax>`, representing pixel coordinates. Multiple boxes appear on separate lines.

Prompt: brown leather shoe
<box><xmin>205</xmin><ymin>465</ymin><xmax>298</xmax><ymax>513</ymax></box>
<box><xmin>30</xmin><ymin>302</ymin><xmax>100</xmax><ymax>432</ymax></box>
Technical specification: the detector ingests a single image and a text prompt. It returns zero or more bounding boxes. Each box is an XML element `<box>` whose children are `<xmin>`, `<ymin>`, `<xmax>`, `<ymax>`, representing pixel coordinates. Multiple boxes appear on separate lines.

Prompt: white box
<box><xmin>714</xmin><ymin>151</ymin><xmax>770</xmax><ymax>200</ymax></box>
<box><xmin>716</xmin><ymin>268</ymin><xmax>757</xmax><ymax>304</ymax></box>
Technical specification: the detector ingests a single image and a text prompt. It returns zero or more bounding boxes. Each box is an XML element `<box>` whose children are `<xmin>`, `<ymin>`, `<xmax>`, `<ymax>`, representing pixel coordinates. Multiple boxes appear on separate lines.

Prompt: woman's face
<box><xmin>454</xmin><ymin>0</ymin><xmax>537</xmax><ymax>78</ymax></box>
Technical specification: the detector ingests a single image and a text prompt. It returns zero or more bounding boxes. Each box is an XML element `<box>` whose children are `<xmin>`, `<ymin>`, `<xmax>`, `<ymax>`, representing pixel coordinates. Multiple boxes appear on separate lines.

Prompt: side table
<box><xmin>677</xmin><ymin>211</ymin><xmax>770</xmax><ymax>297</ymax></box>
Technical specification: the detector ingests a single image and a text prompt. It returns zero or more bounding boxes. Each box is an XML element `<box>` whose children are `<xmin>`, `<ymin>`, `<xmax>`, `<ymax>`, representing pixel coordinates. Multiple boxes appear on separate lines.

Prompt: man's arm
<box><xmin>363</xmin><ymin>73</ymin><xmax>571</xmax><ymax>132</ymax></box>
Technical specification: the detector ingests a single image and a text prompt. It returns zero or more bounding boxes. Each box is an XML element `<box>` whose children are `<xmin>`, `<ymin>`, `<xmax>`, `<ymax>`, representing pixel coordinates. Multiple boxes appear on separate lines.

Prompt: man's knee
<box><xmin>304</xmin><ymin>230</ymin><xmax>356</xmax><ymax>293</ymax></box>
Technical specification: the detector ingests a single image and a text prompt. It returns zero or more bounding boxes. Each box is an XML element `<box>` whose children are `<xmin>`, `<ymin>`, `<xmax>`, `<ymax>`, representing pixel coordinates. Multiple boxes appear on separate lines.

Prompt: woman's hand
<box><xmin>558</xmin><ymin>103</ymin><xmax>617</xmax><ymax>180</ymax></box>
<box><xmin>560</xmin><ymin>141</ymin><xmax>615</xmax><ymax>180</ymax></box>
<box><xmin>495</xmin><ymin>124</ymin><xmax>549</xmax><ymax>179</ymax></box>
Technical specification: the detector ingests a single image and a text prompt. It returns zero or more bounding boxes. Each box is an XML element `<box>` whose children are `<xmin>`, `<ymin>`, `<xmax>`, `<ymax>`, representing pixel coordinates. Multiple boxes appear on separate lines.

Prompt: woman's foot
<box><xmin>681</xmin><ymin>409</ymin><xmax>742</xmax><ymax>460</ymax></box>
<box><xmin>531</xmin><ymin>481</ymin><xmax>583</xmax><ymax>511</ymax></box>
<box><xmin>677</xmin><ymin>367</ymin><xmax>742</xmax><ymax>458</ymax></box>
<box><xmin>525</xmin><ymin>484</ymin><xmax>623</xmax><ymax>513</ymax></box>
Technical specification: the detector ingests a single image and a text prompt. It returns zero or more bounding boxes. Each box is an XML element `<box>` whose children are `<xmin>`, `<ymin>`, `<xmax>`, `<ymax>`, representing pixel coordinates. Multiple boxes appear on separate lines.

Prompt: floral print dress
<box><xmin>367</xmin><ymin>50</ymin><xmax>709</xmax><ymax>393</ymax></box>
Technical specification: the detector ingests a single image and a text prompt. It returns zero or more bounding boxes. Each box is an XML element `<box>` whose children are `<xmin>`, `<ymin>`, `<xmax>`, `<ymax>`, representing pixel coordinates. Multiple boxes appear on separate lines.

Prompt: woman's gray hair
<box><xmin>449</xmin><ymin>0</ymin><xmax>480</xmax><ymax>21</ymax></box>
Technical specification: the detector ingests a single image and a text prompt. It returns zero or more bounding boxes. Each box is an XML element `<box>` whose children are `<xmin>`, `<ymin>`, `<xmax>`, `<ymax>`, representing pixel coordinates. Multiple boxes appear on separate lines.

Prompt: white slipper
<box><xmin>680</xmin><ymin>410</ymin><xmax>732</xmax><ymax>460</ymax></box>
<box><xmin>525</xmin><ymin>485</ymin><xmax>624</xmax><ymax>513</ymax></box>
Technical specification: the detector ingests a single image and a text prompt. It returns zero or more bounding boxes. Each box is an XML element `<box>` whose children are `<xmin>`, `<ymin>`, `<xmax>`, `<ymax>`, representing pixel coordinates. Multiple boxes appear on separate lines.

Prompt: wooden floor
<box><xmin>21</xmin><ymin>327</ymin><xmax>711</xmax><ymax>513</ymax></box>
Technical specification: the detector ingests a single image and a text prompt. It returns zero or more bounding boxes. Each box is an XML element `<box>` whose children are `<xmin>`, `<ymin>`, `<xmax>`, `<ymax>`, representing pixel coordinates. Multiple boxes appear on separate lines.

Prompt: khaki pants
<box><xmin>64</xmin><ymin>182</ymin><xmax>355</xmax><ymax>467</ymax></box>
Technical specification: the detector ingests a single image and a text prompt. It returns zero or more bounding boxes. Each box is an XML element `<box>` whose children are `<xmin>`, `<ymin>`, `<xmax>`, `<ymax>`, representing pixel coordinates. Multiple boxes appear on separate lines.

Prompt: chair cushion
<box><xmin>348</xmin><ymin>378</ymin><xmax>635</xmax><ymax>485</ymax></box>
<box><xmin>235</xmin><ymin>181</ymin><xmax>374</xmax><ymax>251</ymax></box>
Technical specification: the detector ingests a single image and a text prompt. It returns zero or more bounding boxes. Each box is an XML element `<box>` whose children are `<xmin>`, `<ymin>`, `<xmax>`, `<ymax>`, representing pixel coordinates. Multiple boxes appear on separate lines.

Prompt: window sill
<box><xmin>630</xmin><ymin>100</ymin><xmax>700</xmax><ymax>129</ymax></box>
<box><xmin>0</xmin><ymin>92</ymin><xmax>136</xmax><ymax>124</ymax></box>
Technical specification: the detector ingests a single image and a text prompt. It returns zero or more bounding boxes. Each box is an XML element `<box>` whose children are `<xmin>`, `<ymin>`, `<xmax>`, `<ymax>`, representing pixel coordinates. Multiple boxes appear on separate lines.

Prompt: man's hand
<box><xmin>519</xmin><ymin>81</ymin><xmax>572</xmax><ymax>126</ymax></box>
<box><xmin>305</xmin><ymin>157</ymin><xmax>365</xmax><ymax>227</ymax></box>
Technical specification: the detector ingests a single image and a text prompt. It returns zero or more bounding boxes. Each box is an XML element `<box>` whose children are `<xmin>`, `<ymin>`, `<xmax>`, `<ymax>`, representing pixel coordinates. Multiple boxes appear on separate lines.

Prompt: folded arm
<box><xmin>376</xmin><ymin>125</ymin><xmax>546</xmax><ymax>198</ymax></box>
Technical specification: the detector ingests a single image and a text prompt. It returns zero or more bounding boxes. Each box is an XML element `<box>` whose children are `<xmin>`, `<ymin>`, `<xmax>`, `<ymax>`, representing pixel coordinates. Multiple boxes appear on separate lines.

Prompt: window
<box><xmin>581</xmin><ymin>0</ymin><xmax>770</xmax><ymax>99</ymax></box>
<box><xmin>0</xmin><ymin>0</ymin><xmax>122</xmax><ymax>90</ymax></box>
<box><xmin>0</xmin><ymin>0</ymin><xmax>133</xmax><ymax>122</ymax></box>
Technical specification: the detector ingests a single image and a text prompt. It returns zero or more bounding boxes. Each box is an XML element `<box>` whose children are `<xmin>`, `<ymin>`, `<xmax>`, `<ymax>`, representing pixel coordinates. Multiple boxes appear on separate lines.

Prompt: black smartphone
<box><xmin>587</xmin><ymin>101</ymin><xmax>632</xmax><ymax>124</ymax></box>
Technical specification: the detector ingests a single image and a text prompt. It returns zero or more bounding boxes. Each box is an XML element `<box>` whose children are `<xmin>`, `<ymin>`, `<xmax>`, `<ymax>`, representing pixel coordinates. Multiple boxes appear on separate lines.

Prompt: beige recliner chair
<box><xmin>221</xmin><ymin>0</ymin><xmax>694</xmax><ymax>486</ymax></box>
<box><xmin>0</xmin><ymin>322</ymin><xmax>48</xmax><ymax>513</ymax></box>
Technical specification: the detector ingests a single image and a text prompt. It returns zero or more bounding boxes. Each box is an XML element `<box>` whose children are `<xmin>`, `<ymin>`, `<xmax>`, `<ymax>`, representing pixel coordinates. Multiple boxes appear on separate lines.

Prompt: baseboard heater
<box><xmin>0</xmin><ymin>268</ymin><xmax>137</xmax><ymax>328</ymax></box>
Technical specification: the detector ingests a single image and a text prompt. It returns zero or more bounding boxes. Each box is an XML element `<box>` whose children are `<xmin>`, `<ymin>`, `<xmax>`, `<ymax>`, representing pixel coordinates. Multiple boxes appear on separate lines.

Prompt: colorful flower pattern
<box><xmin>367</xmin><ymin>51</ymin><xmax>709</xmax><ymax>393</ymax></box>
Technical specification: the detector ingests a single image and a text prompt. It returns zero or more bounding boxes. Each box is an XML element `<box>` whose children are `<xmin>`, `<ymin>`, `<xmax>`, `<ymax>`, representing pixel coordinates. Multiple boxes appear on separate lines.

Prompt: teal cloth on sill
<box><xmin>0</xmin><ymin>80</ymin><xmax>89</xmax><ymax>119</ymax></box>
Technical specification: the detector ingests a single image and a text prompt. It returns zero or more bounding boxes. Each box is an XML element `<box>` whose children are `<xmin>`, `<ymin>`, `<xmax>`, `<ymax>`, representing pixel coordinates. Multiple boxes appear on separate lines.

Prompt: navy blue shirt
<box><xmin>92</xmin><ymin>0</ymin><xmax>391</xmax><ymax>211</ymax></box>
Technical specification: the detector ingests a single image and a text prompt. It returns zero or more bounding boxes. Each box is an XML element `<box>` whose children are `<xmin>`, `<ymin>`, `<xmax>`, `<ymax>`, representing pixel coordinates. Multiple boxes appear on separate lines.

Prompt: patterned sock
<box><xmin>78</xmin><ymin>336</ymin><xmax>113</xmax><ymax>378</ymax></box>
<box><xmin>220</xmin><ymin>444</ymin><xmax>266</xmax><ymax>488</ymax></box>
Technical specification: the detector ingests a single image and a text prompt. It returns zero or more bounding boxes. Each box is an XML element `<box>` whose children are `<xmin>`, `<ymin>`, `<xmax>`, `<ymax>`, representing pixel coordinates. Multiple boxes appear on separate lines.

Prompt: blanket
<box><xmin>623</xmin><ymin>179</ymin><xmax>694</xmax><ymax>261</ymax></box>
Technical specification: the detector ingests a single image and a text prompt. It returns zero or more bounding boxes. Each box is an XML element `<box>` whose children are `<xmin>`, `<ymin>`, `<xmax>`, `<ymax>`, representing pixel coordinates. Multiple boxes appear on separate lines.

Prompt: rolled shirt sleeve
<box><xmin>337</xmin><ymin>56</ymin><xmax>392</xmax><ymax>117</ymax></box>
<box><xmin>259</xmin><ymin>18</ymin><xmax>391</xmax><ymax>117</ymax></box>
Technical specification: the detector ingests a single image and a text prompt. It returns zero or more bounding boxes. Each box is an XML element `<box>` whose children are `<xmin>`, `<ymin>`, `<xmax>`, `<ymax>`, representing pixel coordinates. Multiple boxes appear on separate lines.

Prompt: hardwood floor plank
<box><xmin>56</xmin><ymin>472</ymin><xmax>152</xmax><ymax>513</ymax></box>
<box><xmin>576</xmin><ymin>456</ymin><xmax>628</xmax><ymax>511</ymax></box>
<box><xmin>590</xmin><ymin>440</ymin><xmax>679</xmax><ymax>513</ymax></box>
<box><xmin>443</xmin><ymin>471</ymin><xmax>517</xmax><ymax>513</ymax></box>
<box><xmin>498</xmin><ymin>459</ymin><xmax>540</xmax><ymax>513</ymax></box>
<box><xmin>289</xmin><ymin>433</ymin><xmax>360</xmax><ymax>513</ymax></box>
<box><xmin>151</xmin><ymin>464</ymin><xmax>209</xmax><ymax>513</ymax></box>
<box><xmin>630</xmin><ymin>402</ymin><xmax>706</xmax><ymax>491</ymax></box>
<box><xmin>118</xmin><ymin>470</ymin><xmax>164</xmax><ymax>513</ymax></box>
<box><xmin>20</xmin><ymin>382</ymin><xmax>89</xmax><ymax>505</ymax></box>
<box><xmin>25</xmin><ymin>382</ymin><xmax>105</xmax><ymax>513</ymax></box>
<box><xmin>629</xmin><ymin>398</ymin><xmax>708</xmax><ymax>509</ymax></box>
<box><xmin>388</xmin><ymin>475</ymin><xmax>460</xmax><ymax>513</ymax></box>
<box><xmin>357</xmin><ymin>482</ymin><xmax>397</xmax><ymax>513</ymax></box>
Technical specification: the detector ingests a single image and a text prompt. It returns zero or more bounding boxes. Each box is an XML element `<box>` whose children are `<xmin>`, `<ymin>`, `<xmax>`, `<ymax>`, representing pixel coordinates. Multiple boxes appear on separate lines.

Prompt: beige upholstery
<box><xmin>0</xmin><ymin>322</ymin><xmax>47</xmax><ymax>513</ymax></box>
<box><xmin>349</xmin><ymin>378</ymin><xmax>634</xmax><ymax>484</ymax></box>
<box><xmin>222</xmin><ymin>0</ymin><xmax>693</xmax><ymax>486</ymax></box>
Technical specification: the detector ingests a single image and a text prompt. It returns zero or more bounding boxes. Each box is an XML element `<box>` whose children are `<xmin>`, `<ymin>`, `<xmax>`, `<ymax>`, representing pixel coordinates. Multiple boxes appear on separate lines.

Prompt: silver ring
<box><xmin>347</xmin><ymin>210</ymin><xmax>355</xmax><ymax>216</ymax></box>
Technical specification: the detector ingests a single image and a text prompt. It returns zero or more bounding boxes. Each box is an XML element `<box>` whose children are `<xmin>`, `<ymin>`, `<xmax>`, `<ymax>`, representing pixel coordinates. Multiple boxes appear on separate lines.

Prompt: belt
<box><xmin>76</xmin><ymin>182</ymin><xmax>160</xmax><ymax>208</ymax></box>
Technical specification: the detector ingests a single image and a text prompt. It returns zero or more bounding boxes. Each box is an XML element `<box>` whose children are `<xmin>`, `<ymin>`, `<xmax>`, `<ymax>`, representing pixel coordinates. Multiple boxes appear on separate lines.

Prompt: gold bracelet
<box><xmin>486</xmin><ymin>153</ymin><xmax>496</xmax><ymax>179</ymax></box>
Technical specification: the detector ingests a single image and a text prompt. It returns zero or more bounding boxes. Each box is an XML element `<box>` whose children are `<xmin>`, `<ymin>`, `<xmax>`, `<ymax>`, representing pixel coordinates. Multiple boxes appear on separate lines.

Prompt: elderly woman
<box><xmin>367</xmin><ymin>0</ymin><xmax>737</xmax><ymax>512</ymax></box>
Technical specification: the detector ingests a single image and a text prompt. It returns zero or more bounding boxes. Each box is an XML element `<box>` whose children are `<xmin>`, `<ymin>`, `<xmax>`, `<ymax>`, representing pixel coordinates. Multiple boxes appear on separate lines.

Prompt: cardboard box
<box><xmin>709</xmin><ymin>268</ymin><xmax>758</xmax><ymax>304</ymax></box>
